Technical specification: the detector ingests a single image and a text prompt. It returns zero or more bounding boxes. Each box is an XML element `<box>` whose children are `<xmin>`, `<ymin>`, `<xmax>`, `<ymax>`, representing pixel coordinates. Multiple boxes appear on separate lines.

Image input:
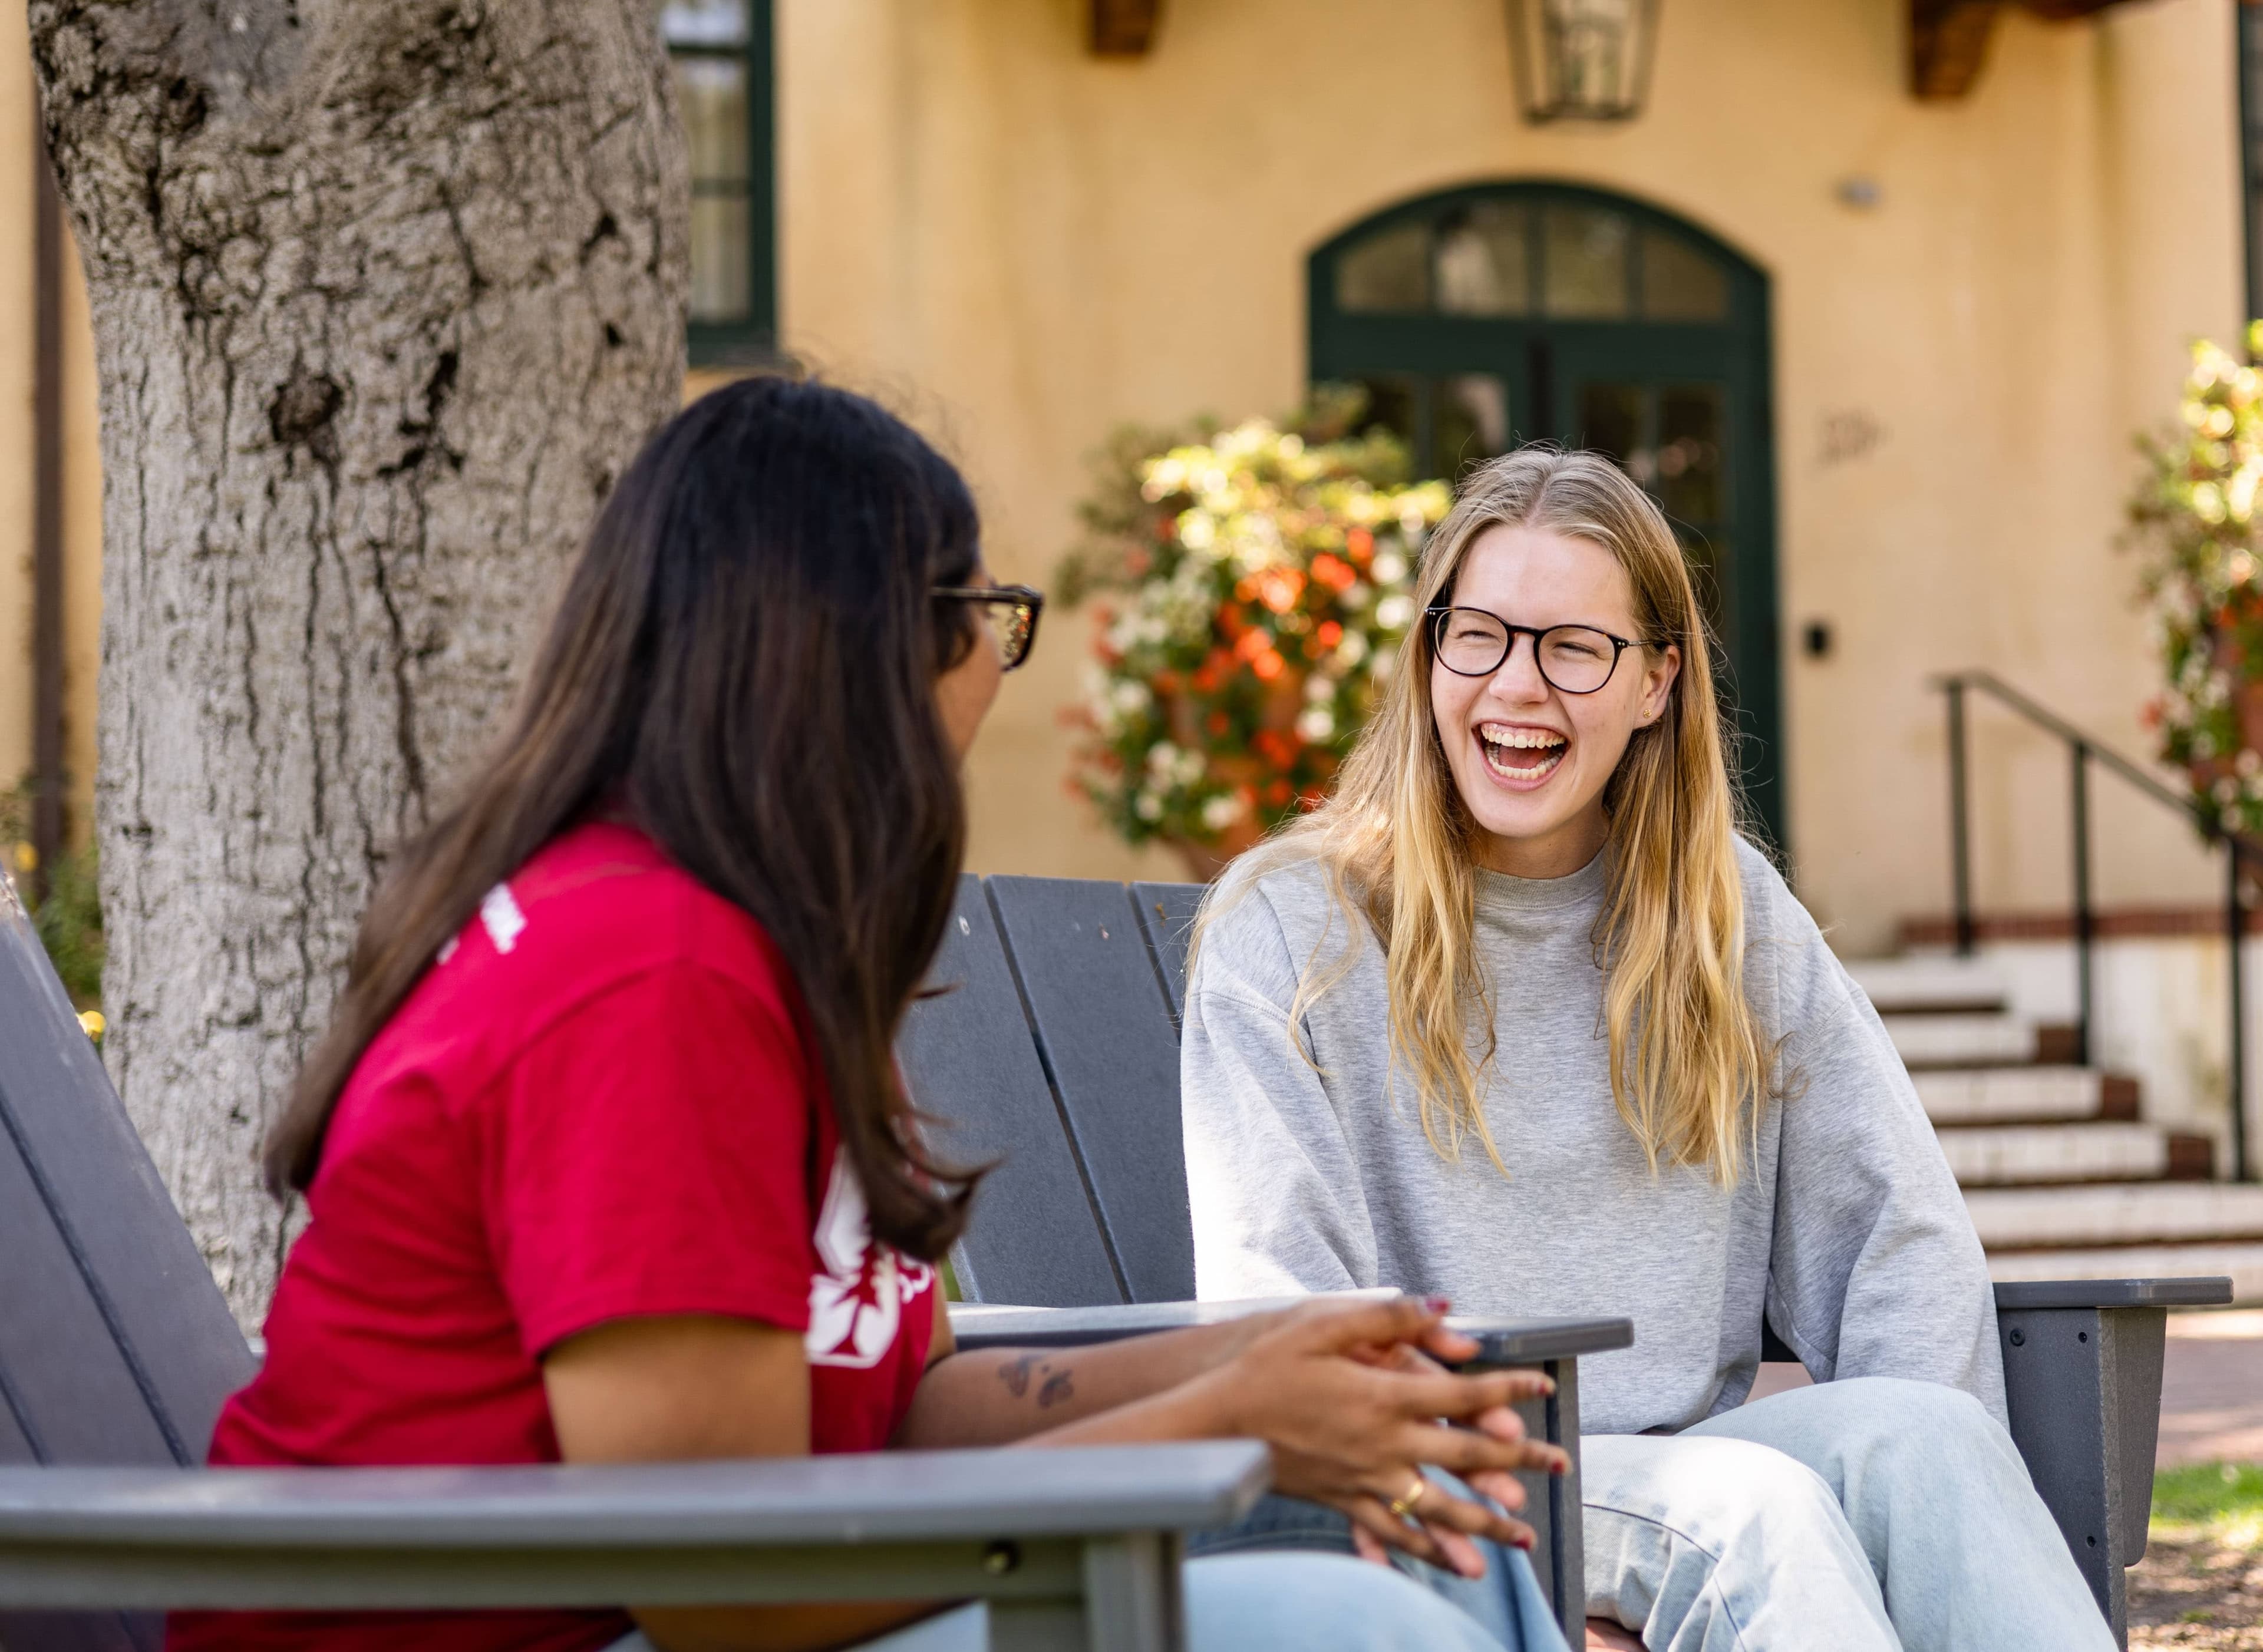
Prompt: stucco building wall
<box><xmin>781</xmin><ymin>0</ymin><xmax>2248</xmax><ymax>954</ymax></box>
<box><xmin>0</xmin><ymin>0</ymin><xmax>2246</xmax><ymax>956</ymax></box>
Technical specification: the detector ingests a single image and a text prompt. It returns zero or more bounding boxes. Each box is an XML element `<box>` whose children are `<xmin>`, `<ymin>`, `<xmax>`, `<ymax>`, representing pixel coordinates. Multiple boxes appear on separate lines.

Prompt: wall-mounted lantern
<box><xmin>1506</xmin><ymin>0</ymin><xmax>1661</xmax><ymax>123</ymax></box>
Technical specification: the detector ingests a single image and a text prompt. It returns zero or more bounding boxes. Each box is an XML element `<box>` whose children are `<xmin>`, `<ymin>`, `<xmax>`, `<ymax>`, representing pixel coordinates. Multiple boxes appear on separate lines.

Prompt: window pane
<box><xmin>1435</xmin><ymin>375</ymin><xmax>1510</xmax><ymax>474</ymax></box>
<box><xmin>1576</xmin><ymin>382</ymin><xmax>1647</xmax><ymax>480</ymax></box>
<box><xmin>1542</xmin><ymin>204</ymin><xmax>1630</xmax><ymax>319</ymax></box>
<box><xmin>1434</xmin><ymin>203</ymin><xmax>1530</xmax><ymax>316</ymax></box>
<box><xmin>1350</xmin><ymin>375</ymin><xmax>1422</xmax><ymax>454</ymax></box>
<box><xmin>1640</xmin><ymin>229</ymin><xmax>1729</xmax><ymax>322</ymax></box>
<box><xmin>1657</xmin><ymin>385</ymin><xmax>1727</xmax><ymax>523</ymax></box>
<box><xmin>675</xmin><ymin>56</ymin><xmax>749</xmax><ymax>184</ymax></box>
<box><xmin>691</xmin><ymin>194</ymin><xmax>753</xmax><ymax>322</ymax></box>
<box><xmin>1336</xmin><ymin>221</ymin><xmax>1430</xmax><ymax>313</ymax></box>
<box><xmin>663</xmin><ymin>0</ymin><xmax>749</xmax><ymax>45</ymax></box>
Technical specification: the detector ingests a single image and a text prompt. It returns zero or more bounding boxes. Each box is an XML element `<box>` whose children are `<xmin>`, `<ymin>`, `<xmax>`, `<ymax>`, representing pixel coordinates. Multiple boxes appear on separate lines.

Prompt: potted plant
<box><xmin>1058</xmin><ymin>392</ymin><xmax>1449</xmax><ymax>878</ymax></box>
<box><xmin>2131</xmin><ymin>324</ymin><xmax>2263</xmax><ymax>835</ymax></box>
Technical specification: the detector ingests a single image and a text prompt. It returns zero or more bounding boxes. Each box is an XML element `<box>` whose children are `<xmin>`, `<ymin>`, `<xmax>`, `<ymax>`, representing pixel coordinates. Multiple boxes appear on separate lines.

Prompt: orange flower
<box><xmin>1206</xmin><ymin>711</ymin><xmax>1231</xmax><ymax>737</ymax></box>
<box><xmin>1346</xmin><ymin>528</ymin><xmax>1374</xmax><ymax>563</ymax></box>
<box><xmin>1316</xmin><ymin>620</ymin><xmax>1344</xmax><ymax>647</ymax></box>
<box><xmin>1251</xmin><ymin>649</ymin><xmax>1285</xmax><ymax>681</ymax></box>
<box><xmin>1309</xmin><ymin>553</ymin><xmax>1355</xmax><ymax>593</ymax></box>
<box><xmin>1235</xmin><ymin>630</ymin><xmax>1273</xmax><ymax>662</ymax></box>
<box><xmin>1255</xmin><ymin>569</ymin><xmax>1305</xmax><ymax>614</ymax></box>
<box><xmin>1265</xmin><ymin>779</ymin><xmax>1294</xmax><ymax>807</ymax></box>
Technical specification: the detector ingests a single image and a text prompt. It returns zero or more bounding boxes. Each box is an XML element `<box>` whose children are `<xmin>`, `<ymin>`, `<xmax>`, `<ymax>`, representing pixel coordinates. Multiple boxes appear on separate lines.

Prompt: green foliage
<box><xmin>0</xmin><ymin>780</ymin><xmax>105</xmax><ymax>1013</ymax></box>
<box><xmin>2129</xmin><ymin>323</ymin><xmax>2263</xmax><ymax>836</ymax></box>
<box><xmin>1057</xmin><ymin>387</ymin><xmax>1446</xmax><ymax>853</ymax></box>
<box><xmin>2153</xmin><ymin>1461</ymin><xmax>2263</xmax><ymax>1527</ymax></box>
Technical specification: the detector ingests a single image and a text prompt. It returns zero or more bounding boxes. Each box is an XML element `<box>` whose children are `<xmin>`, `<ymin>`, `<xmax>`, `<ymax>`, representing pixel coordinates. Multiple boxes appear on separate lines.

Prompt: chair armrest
<box><xmin>944</xmin><ymin>1295</ymin><xmax>1632</xmax><ymax>1652</ymax></box>
<box><xmin>948</xmin><ymin>1296</ymin><xmax>1635</xmax><ymax>1363</ymax></box>
<box><xmin>1994</xmin><ymin>1277</ymin><xmax>2232</xmax><ymax>1310</ymax></box>
<box><xmin>1990</xmin><ymin>1276</ymin><xmax>2228</xmax><ymax>1646</ymax></box>
<box><xmin>0</xmin><ymin>1443</ymin><xmax>1269</xmax><ymax>1613</ymax></box>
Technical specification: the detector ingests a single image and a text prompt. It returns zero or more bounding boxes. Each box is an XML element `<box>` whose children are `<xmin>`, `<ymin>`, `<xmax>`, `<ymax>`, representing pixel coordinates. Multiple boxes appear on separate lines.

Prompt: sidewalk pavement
<box><xmin>2158</xmin><ymin>1309</ymin><xmax>2263</xmax><ymax>1469</ymax></box>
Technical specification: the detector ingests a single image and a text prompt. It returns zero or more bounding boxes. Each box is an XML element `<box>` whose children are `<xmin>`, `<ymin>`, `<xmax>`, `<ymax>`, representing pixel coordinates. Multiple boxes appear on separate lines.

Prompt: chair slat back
<box><xmin>898</xmin><ymin>877</ymin><xmax>1126</xmax><ymax>1307</ymax></box>
<box><xmin>0</xmin><ymin>883</ymin><xmax>258</xmax><ymax>1652</ymax></box>
<box><xmin>1130</xmin><ymin>882</ymin><xmax>1205</xmax><ymax>1026</ymax></box>
<box><xmin>982</xmin><ymin>877</ymin><xmax>1193</xmax><ymax>1303</ymax></box>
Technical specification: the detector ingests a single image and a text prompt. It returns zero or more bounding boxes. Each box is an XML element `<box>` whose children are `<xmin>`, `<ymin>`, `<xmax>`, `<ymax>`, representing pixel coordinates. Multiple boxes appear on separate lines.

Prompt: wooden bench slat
<box><xmin>0</xmin><ymin>900</ymin><xmax>255</xmax><ymax>1473</ymax></box>
<box><xmin>899</xmin><ymin>877</ymin><xmax>1126</xmax><ymax>1307</ymax></box>
<box><xmin>985</xmin><ymin>878</ymin><xmax>1195</xmax><ymax>1304</ymax></box>
<box><xmin>0</xmin><ymin>900</ymin><xmax>198</xmax><ymax>1652</ymax></box>
<box><xmin>1129</xmin><ymin>883</ymin><xmax>1203</xmax><ymax>1026</ymax></box>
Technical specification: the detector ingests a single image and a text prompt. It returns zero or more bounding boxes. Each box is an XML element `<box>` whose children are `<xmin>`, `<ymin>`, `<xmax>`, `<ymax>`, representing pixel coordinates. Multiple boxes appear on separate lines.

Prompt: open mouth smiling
<box><xmin>1478</xmin><ymin>722</ymin><xmax>1566</xmax><ymax>783</ymax></box>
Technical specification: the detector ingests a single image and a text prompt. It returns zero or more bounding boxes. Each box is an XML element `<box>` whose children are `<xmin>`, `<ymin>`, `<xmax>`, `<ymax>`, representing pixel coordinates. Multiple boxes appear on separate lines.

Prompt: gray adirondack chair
<box><xmin>898</xmin><ymin>874</ymin><xmax>2235</xmax><ymax>1650</ymax></box>
<box><xmin>900</xmin><ymin>875</ymin><xmax>1634</xmax><ymax>1648</ymax></box>
<box><xmin>0</xmin><ymin>878</ymin><xmax>1265</xmax><ymax>1652</ymax></box>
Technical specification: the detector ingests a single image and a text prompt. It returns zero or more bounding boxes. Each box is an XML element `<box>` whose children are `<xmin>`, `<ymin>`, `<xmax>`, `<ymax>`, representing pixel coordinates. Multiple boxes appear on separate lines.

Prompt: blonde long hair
<box><xmin>1205</xmin><ymin>448</ymin><xmax>1777</xmax><ymax>1184</ymax></box>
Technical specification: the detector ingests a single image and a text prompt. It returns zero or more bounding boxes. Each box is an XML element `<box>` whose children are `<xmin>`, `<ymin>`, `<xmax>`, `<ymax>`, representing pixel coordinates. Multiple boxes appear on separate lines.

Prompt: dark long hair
<box><xmin>263</xmin><ymin>375</ymin><xmax>982</xmax><ymax>1260</ymax></box>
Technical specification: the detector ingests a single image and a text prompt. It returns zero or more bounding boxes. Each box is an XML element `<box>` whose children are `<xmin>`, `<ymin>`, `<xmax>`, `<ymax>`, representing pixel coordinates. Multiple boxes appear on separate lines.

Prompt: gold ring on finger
<box><xmin>1386</xmin><ymin>1475</ymin><xmax>1428</xmax><ymax>1519</ymax></box>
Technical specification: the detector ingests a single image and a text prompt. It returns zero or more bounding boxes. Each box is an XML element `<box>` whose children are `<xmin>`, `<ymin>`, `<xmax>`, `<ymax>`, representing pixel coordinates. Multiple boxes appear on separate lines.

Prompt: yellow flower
<box><xmin>77</xmin><ymin>1010</ymin><xmax>104</xmax><ymax>1042</ymax></box>
<box><xmin>11</xmin><ymin>841</ymin><xmax>35</xmax><ymax>874</ymax></box>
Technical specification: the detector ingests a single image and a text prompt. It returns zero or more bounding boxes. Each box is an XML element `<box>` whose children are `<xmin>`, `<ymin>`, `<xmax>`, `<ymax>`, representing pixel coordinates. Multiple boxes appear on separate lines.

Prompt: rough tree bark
<box><xmin>29</xmin><ymin>0</ymin><xmax>690</xmax><ymax>1325</ymax></box>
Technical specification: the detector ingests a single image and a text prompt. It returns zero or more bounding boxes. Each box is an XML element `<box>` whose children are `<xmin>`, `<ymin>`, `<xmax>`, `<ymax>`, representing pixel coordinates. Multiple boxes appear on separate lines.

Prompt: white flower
<box><xmin>1146</xmin><ymin>741</ymin><xmax>1182</xmax><ymax>777</ymax></box>
<box><xmin>2217</xmin><ymin>776</ymin><xmax>2241</xmax><ymax>805</ymax></box>
<box><xmin>1304</xmin><ymin>672</ymin><xmax>1337</xmax><ymax>702</ymax></box>
<box><xmin>1135</xmin><ymin>789</ymin><xmax>1164</xmax><ymax>822</ymax></box>
<box><xmin>1178</xmin><ymin>511</ymin><xmax>1217</xmax><ymax>553</ymax></box>
<box><xmin>1111</xmin><ymin>679</ymin><xmax>1153</xmax><ymax>716</ymax></box>
<box><xmin>2239</xmin><ymin>748</ymin><xmax>2260</xmax><ymax>778</ymax></box>
<box><xmin>1332</xmin><ymin>632</ymin><xmax>1369</xmax><ymax>669</ymax></box>
<box><xmin>1371</xmin><ymin>645</ymin><xmax>1398</xmax><ymax>681</ymax></box>
<box><xmin>1372</xmin><ymin>551</ymin><xmax>1408</xmax><ymax>586</ymax></box>
<box><xmin>1296</xmin><ymin>707</ymin><xmax>1337</xmax><ymax>743</ymax></box>
<box><xmin>1375</xmin><ymin>594</ymin><xmax>1414</xmax><ymax>631</ymax></box>
<box><xmin>1200</xmin><ymin>793</ymin><xmax>1246</xmax><ymax>831</ymax></box>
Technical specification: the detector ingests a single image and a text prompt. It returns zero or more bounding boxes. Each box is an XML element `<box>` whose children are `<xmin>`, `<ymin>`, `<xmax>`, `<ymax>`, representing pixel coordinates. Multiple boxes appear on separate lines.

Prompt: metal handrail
<box><xmin>1935</xmin><ymin>669</ymin><xmax>2255</xmax><ymax>1182</ymax></box>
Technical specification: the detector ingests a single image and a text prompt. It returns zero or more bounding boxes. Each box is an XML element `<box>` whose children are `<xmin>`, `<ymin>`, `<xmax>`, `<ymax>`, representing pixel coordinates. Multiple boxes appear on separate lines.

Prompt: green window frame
<box><xmin>664</xmin><ymin>0</ymin><xmax>777</xmax><ymax>366</ymax></box>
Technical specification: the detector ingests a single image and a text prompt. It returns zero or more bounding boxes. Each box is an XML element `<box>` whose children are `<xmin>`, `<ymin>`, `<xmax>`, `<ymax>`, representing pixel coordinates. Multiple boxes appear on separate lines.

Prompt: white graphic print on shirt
<box><xmin>806</xmin><ymin>1147</ymin><xmax>935</xmax><ymax>1369</ymax></box>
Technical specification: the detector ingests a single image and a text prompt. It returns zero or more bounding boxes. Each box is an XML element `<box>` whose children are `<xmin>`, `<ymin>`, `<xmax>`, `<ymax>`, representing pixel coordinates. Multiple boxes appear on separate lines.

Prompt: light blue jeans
<box><xmin>599</xmin><ymin>1548</ymin><xmax>1532</xmax><ymax>1651</ymax></box>
<box><xmin>1581</xmin><ymin>1376</ymin><xmax>2119</xmax><ymax>1650</ymax></box>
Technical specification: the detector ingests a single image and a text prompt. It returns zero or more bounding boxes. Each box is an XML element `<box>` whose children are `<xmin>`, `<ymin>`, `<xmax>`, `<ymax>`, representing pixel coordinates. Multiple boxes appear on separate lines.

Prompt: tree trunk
<box><xmin>29</xmin><ymin>0</ymin><xmax>689</xmax><ymax>1326</ymax></box>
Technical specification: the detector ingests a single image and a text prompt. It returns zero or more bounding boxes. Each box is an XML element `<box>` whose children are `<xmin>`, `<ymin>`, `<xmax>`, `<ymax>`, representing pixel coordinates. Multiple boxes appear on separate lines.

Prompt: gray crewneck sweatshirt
<box><xmin>1180</xmin><ymin>840</ymin><xmax>2007</xmax><ymax>1436</ymax></box>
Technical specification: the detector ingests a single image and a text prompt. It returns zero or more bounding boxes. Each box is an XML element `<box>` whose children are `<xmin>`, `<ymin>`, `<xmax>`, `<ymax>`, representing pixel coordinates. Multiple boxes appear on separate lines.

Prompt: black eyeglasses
<box><xmin>1426</xmin><ymin>606</ymin><xmax>1651</xmax><ymax>695</ymax></box>
<box><xmin>934</xmin><ymin>584</ymin><xmax>1045</xmax><ymax>672</ymax></box>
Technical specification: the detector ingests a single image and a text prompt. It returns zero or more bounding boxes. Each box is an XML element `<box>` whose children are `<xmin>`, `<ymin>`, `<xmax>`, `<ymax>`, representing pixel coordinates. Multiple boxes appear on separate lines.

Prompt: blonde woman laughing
<box><xmin>1180</xmin><ymin>448</ymin><xmax>2113</xmax><ymax>1652</ymax></box>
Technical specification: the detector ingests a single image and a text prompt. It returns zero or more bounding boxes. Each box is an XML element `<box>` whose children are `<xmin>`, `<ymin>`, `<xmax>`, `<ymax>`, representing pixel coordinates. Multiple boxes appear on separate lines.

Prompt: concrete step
<box><xmin>1845</xmin><ymin>956</ymin><xmax>2009</xmax><ymax>1016</ymax></box>
<box><xmin>1885</xmin><ymin>1013</ymin><xmax>2081</xmax><ymax>1069</ymax></box>
<box><xmin>1964</xmin><ymin>1183</ymin><xmax>2263</xmax><ymax>1249</ymax></box>
<box><xmin>1987</xmin><ymin>1241</ymin><xmax>2263</xmax><ymax>1306</ymax></box>
<box><xmin>1936</xmin><ymin>1122</ymin><xmax>2213</xmax><ymax>1186</ymax></box>
<box><xmin>1914</xmin><ymin>1066</ymin><xmax>2138</xmax><ymax>1125</ymax></box>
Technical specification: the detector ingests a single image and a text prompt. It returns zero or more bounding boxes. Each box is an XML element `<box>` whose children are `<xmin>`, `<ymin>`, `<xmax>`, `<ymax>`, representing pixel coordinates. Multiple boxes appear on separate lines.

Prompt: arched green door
<box><xmin>1308</xmin><ymin>182</ymin><xmax>1782</xmax><ymax>848</ymax></box>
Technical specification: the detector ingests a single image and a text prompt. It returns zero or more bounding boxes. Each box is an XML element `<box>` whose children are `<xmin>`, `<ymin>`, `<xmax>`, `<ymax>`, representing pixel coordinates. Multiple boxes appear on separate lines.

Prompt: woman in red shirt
<box><xmin>169</xmin><ymin>376</ymin><xmax>1571</xmax><ymax>1652</ymax></box>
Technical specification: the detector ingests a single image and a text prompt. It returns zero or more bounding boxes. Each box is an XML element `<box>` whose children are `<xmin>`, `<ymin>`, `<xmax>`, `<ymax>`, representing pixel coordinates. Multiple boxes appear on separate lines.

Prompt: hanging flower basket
<box><xmin>1057</xmin><ymin>397</ymin><xmax>1449</xmax><ymax>879</ymax></box>
<box><xmin>2130</xmin><ymin>325</ymin><xmax>2263</xmax><ymax>837</ymax></box>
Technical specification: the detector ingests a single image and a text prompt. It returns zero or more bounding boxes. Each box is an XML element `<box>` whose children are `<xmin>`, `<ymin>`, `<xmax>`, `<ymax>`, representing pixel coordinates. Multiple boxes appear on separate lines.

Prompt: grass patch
<box><xmin>2155</xmin><ymin>1462</ymin><xmax>2263</xmax><ymax>1528</ymax></box>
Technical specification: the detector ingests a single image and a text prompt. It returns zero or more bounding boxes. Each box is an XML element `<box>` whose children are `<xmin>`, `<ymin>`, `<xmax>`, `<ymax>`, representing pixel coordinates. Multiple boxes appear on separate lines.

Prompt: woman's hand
<box><xmin>1189</xmin><ymin>1296</ymin><xmax>1568</xmax><ymax>1576</ymax></box>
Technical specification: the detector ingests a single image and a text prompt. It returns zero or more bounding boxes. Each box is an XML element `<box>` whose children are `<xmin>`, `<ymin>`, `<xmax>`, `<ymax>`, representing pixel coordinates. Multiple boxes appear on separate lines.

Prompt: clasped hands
<box><xmin>1184</xmin><ymin>1295</ymin><xmax>1568</xmax><ymax>1579</ymax></box>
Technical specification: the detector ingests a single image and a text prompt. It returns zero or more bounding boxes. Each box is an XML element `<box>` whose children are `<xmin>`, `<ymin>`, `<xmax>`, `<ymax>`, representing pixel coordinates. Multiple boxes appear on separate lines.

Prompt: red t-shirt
<box><xmin>168</xmin><ymin>821</ymin><xmax>938</xmax><ymax>1652</ymax></box>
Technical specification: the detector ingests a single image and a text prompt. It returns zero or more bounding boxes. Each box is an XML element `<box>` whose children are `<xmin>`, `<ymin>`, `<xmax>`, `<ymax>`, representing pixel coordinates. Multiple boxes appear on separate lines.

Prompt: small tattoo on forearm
<box><xmin>997</xmin><ymin>1354</ymin><xmax>1075</xmax><ymax>1408</ymax></box>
